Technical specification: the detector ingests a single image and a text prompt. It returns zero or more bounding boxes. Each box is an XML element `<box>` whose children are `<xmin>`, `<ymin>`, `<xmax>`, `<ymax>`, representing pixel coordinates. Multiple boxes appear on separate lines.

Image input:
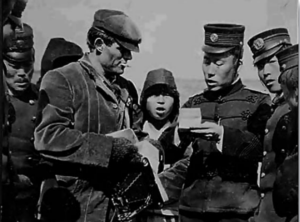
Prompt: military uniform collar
<box><xmin>9</xmin><ymin>83</ymin><xmax>38</xmax><ymax>102</ymax></box>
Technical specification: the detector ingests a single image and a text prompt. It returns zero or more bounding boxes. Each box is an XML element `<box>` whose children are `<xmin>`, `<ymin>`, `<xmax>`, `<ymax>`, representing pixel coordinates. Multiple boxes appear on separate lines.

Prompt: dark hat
<box><xmin>142</xmin><ymin>68</ymin><xmax>177</xmax><ymax>94</ymax></box>
<box><xmin>276</xmin><ymin>44</ymin><xmax>298</xmax><ymax>73</ymax></box>
<box><xmin>3</xmin><ymin>21</ymin><xmax>34</xmax><ymax>63</ymax></box>
<box><xmin>41</xmin><ymin>38</ymin><xmax>83</xmax><ymax>77</ymax></box>
<box><xmin>248</xmin><ymin>28</ymin><xmax>291</xmax><ymax>65</ymax></box>
<box><xmin>202</xmin><ymin>23</ymin><xmax>245</xmax><ymax>54</ymax></box>
<box><xmin>8</xmin><ymin>0</ymin><xmax>28</xmax><ymax>27</ymax></box>
<box><xmin>92</xmin><ymin>9</ymin><xmax>142</xmax><ymax>52</ymax></box>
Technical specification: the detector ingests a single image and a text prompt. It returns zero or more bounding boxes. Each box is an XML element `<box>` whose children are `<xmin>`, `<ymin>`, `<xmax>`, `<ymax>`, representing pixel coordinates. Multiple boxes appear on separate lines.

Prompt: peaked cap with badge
<box><xmin>202</xmin><ymin>23</ymin><xmax>245</xmax><ymax>54</ymax></box>
<box><xmin>92</xmin><ymin>9</ymin><xmax>142</xmax><ymax>52</ymax></box>
<box><xmin>248</xmin><ymin>28</ymin><xmax>292</xmax><ymax>65</ymax></box>
<box><xmin>276</xmin><ymin>44</ymin><xmax>298</xmax><ymax>75</ymax></box>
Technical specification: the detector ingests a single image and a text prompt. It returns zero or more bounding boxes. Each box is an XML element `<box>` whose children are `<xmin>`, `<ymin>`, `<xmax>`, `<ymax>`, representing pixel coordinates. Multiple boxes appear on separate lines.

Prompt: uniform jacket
<box><xmin>2</xmin><ymin>67</ymin><xmax>18</xmax><ymax>222</ymax></box>
<box><xmin>9</xmin><ymin>84</ymin><xmax>39</xmax><ymax>176</ymax></box>
<box><xmin>250</xmin><ymin>95</ymin><xmax>290</xmax><ymax>222</ymax></box>
<box><xmin>179</xmin><ymin>79</ymin><xmax>271</xmax><ymax>215</ymax></box>
<box><xmin>273</xmin><ymin>108</ymin><xmax>298</xmax><ymax>222</ymax></box>
<box><xmin>34</xmin><ymin>53</ymin><xmax>138</xmax><ymax>222</ymax></box>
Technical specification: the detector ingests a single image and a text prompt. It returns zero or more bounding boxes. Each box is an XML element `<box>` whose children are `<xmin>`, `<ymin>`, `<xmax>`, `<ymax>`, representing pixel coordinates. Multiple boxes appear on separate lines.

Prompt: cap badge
<box><xmin>253</xmin><ymin>38</ymin><xmax>264</xmax><ymax>51</ymax></box>
<box><xmin>210</xmin><ymin>33</ymin><xmax>219</xmax><ymax>43</ymax></box>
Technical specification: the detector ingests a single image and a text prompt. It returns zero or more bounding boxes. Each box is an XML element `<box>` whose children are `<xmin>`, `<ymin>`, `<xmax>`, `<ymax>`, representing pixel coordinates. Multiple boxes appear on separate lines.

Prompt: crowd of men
<box><xmin>1</xmin><ymin>1</ymin><xmax>298</xmax><ymax>222</ymax></box>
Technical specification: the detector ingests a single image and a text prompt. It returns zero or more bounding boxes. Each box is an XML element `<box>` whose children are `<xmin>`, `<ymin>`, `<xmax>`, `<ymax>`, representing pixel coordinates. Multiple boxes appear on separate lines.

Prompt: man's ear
<box><xmin>94</xmin><ymin>37</ymin><xmax>104</xmax><ymax>53</ymax></box>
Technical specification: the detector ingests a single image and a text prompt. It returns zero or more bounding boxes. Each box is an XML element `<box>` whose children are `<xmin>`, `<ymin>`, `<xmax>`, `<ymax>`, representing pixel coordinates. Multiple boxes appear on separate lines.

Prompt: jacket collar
<box><xmin>79</xmin><ymin>53</ymin><xmax>119</xmax><ymax>103</ymax></box>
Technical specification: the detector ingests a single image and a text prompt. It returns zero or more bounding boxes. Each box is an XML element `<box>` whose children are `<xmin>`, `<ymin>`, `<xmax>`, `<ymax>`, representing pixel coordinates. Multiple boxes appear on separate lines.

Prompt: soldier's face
<box><xmin>101</xmin><ymin>42</ymin><xmax>132</xmax><ymax>75</ymax></box>
<box><xmin>146</xmin><ymin>94</ymin><xmax>174</xmax><ymax>121</ymax></box>
<box><xmin>256</xmin><ymin>56</ymin><xmax>281</xmax><ymax>94</ymax></box>
<box><xmin>202</xmin><ymin>52</ymin><xmax>238</xmax><ymax>91</ymax></box>
<box><xmin>4</xmin><ymin>59</ymin><xmax>34</xmax><ymax>93</ymax></box>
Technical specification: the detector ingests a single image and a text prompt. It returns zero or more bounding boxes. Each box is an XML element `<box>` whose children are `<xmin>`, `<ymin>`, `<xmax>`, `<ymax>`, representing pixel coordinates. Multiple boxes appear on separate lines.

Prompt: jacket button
<box><xmin>282</xmin><ymin>126</ymin><xmax>287</xmax><ymax>131</ymax></box>
<box><xmin>261</xmin><ymin>193</ymin><xmax>265</xmax><ymax>198</ymax></box>
<box><xmin>31</xmin><ymin>116</ymin><xmax>36</xmax><ymax>122</ymax></box>
<box><xmin>30</xmin><ymin>137</ymin><xmax>34</xmax><ymax>142</ymax></box>
<box><xmin>70</xmin><ymin>122</ymin><xmax>74</xmax><ymax>126</ymax></box>
<box><xmin>263</xmin><ymin>151</ymin><xmax>267</xmax><ymax>156</ymax></box>
<box><xmin>29</xmin><ymin>100</ymin><xmax>35</xmax><ymax>105</ymax></box>
<box><xmin>281</xmin><ymin>149</ymin><xmax>285</xmax><ymax>153</ymax></box>
<box><xmin>261</xmin><ymin>172</ymin><xmax>266</xmax><ymax>178</ymax></box>
<box><xmin>265</xmin><ymin>128</ymin><xmax>269</xmax><ymax>134</ymax></box>
<box><xmin>112</xmin><ymin>104</ymin><xmax>118</xmax><ymax>109</ymax></box>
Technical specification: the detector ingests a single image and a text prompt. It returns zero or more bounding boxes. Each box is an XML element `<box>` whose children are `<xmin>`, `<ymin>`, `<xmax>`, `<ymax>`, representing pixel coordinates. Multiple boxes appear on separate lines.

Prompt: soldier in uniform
<box><xmin>247</xmin><ymin>28</ymin><xmax>292</xmax><ymax>222</ymax></box>
<box><xmin>2</xmin><ymin>1</ymin><xmax>30</xmax><ymax>221</ymax></box>
<box><xmin>173</xmin><ymin>23</ymin><xmax>272</xmax><ymax>222</ymax></box>
<box><xmin>3</xmin><ymin>20</ymin><xmax>41</xmax><ymax>222</ymax></box>
<box><xmin>34</xmin><ymin>9</ymin><xmax>160</xmax><ymax>222</ymax></box>
<box><xmin>272</xmin><ymin>44</ymin><xmax>298</xmax><ymax>222</ymax></box>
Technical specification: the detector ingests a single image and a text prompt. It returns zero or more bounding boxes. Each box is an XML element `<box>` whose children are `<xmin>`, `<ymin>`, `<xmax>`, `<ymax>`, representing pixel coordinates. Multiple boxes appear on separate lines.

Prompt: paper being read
<box><xmin>178</xmin><ymin>108</ymin><xmax>202</xmax><ymax>129</ymax></box>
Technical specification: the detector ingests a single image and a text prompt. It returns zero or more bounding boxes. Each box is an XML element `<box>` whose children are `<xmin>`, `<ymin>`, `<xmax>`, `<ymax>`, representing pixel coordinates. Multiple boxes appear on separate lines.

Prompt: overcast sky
<box><xmin>23</xmin><ymin>0</ymin><xmax>298</xmax><ymax>88</ymax></box>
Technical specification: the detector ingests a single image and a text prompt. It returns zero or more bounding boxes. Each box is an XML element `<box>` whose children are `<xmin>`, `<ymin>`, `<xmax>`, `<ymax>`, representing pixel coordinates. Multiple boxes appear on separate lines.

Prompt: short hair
<box><xmin>279</xmin><ymin>67</ymin><xmax>298</xmax><ymax>93</ymax></box>
<box><xmin>86</xmin><ymin>27</ymin><xmax>115</xmax><ymax>51</ymax></box>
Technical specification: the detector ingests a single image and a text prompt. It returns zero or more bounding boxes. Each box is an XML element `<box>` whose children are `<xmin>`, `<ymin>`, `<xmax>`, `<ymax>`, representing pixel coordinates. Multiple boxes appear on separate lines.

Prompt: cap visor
<box><xmin>116</xmin><ymin>39</ymin><xmax>140</xmax><ymax>53</ymax></box>
<box><xmin>4</xmin><ymin>51</ymin><xmax>34</xmax><ymax>63</ymax></box>
<box><xmin>202</xmin><ymin>45</ymin><xmax>234</xmax><ymax>54</ymax></box>
<box><xmin>253</xmin><ymin>45</ymin><xmax>282</xmax><ymax>65</ymax></box>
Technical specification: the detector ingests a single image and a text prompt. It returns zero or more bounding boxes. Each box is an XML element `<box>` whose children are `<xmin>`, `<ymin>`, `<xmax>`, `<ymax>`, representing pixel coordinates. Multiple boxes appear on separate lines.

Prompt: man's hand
<box><xmin>190</xmin><ymin>121</ymin><xmax>223</xmax><ymax>141</ymax></box>
<box><xmin>135</xmin><ymin>140</ymin><xmax>160</xmax><ymax>173</ymax></box>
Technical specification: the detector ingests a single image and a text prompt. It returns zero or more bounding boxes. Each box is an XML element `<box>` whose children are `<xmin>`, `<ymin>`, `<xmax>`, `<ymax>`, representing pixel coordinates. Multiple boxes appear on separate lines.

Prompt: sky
<box><xmin>22</xmin><ymin>0</ymin><xmax>298</xmax><ymax>89</ymax></box>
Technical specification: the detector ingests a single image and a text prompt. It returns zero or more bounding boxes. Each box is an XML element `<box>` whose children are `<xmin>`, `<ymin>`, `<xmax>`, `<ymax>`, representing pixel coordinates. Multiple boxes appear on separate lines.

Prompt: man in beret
<box><xmin>272</xmin><ymin>44</ymin><xmax>298</xmax><ymax>222</ymax></box>
<box><xmin>3</xmin><ymin>20</ymin><xmax>41</xmax><ymax>222</ymax></box>
<box><xmin>247</xmin><ymin>28</ymin><xmax>292</xmax><ymax>222</ymax></box>
<box><xmin>34</xmin><ymin>9</ymin><xmax>159</xmax><ymax>222</ymax></box>
<box><xmin>159</xmin><ymin>23</ymin><xmax>272</xmax><ymax>222</ymax></box>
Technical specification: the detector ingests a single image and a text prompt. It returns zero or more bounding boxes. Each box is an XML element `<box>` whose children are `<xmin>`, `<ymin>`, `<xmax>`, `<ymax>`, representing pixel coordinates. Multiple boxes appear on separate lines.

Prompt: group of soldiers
<box><xmin>1</xmin><ymin>1</ymin><xmax>298</xmax><ymax>222</ymax></box>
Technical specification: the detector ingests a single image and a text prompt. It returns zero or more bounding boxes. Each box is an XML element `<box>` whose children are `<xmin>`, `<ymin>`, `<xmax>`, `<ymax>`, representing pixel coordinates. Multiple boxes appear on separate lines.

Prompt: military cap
<box><xmin>3</xmin><ymin>21</ymin><xmax>34</xmax><ymax>63</ymax></box>
<box><xmin>41</xmin><ymin>38</ymin><xmax>83</xmax><ymax>77</ymax></box>
<box><xmin>248</xmin><ymin>28</ymin><xmax>291</xmax><ymax>65</ymax></box>
<box><xmin>202</xmin><ymin>23</ymin><xmax>245</xmax><ymax>54</ymax></box>
<box><xmin>92</xmin><ymin>9</ymin><xmax>142</xmax><ymax>52</ymax></box>
<box><xmin>276</xmin><ymin>44</ymin><xmax>298</xmax><ymax>73</ymax></box>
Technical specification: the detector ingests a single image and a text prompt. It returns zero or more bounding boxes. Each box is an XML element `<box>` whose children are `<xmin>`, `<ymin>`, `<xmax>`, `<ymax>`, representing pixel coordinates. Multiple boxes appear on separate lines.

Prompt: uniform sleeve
<box><xmin>34</xmin><ymin>70</ymin><xmax>113</xmax><ymax>168</ymax></box>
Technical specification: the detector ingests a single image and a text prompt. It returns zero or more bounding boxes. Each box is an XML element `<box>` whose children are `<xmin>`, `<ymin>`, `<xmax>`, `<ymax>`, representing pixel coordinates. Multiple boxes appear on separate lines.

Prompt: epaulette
<box><xmin>243</xmin><ymin>86</ymin><xmax>270</xmax><ymax>95</ymax></box>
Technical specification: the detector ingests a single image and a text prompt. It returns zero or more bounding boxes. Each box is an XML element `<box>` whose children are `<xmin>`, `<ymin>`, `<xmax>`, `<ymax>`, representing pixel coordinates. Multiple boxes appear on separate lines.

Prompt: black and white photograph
<box><xmin>1</xmin><ymin>0</ymin><xmax>299</xmax><ymax>222</ymax></box>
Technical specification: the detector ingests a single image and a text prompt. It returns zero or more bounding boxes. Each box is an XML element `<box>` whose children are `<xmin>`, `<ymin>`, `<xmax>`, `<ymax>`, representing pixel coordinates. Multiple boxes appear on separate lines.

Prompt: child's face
<box><xmin>146</xmin><ymin>94</ymin><xmax>174</xmax><ymax>121</ymax></box>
